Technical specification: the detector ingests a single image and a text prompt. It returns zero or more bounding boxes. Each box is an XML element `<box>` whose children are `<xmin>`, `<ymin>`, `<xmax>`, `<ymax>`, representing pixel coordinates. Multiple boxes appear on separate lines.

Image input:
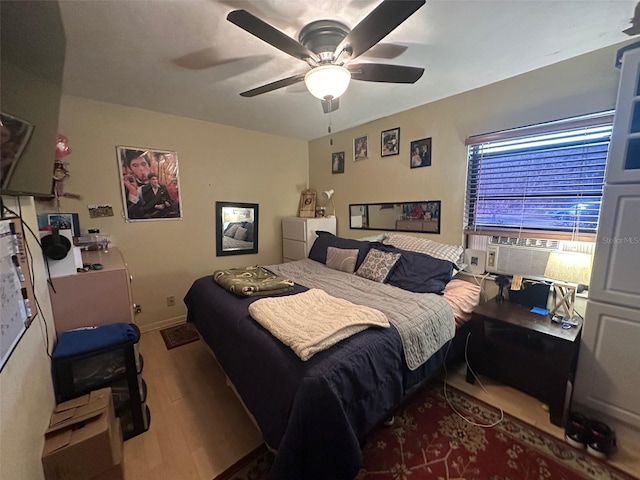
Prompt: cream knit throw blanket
<box><xmin>248</xmin><ymin>288</ymin><xmax>389</xmax><ymax>361</ymax></box>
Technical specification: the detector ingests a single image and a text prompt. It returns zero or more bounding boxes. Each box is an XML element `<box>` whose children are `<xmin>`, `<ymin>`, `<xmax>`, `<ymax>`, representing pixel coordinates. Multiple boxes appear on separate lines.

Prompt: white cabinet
<box><xmin>574</xmin><ymin>301</ymin><xmax>640</xmax><ymax>427</ymax></box>
<box><xmin>573</xmin><ymin>44</ymin><xmax>640</xmax><ymax>430</ymax></box>
<box><xmin>282</xmin><ymin>217</ymin><xmax>336</xmax><ymax>262</ymax></box>
<box><xmin>604</xmin><ymin>46</ymin><xmax>640</xmax><ymax>184</ymax></box>
<box><xmin>588</xmin><ymin>184</ymin><xmax>640</xmax><ymax>309</ymax></box>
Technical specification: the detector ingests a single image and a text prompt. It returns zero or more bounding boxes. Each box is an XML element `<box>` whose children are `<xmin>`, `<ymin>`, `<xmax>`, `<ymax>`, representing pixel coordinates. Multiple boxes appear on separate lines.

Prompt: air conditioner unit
<box><xmin>485</xmin><ymin>236</ymin><xmax>560</xmax><ymax>277</ymax></box>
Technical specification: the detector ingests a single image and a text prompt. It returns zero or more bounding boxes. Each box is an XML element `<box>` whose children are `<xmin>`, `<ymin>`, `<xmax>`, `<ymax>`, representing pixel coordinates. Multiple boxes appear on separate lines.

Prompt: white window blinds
<box><xmin>465</xmin><ymin>112</ymin><xmax>613</xmax><ymax>238</ymax></box>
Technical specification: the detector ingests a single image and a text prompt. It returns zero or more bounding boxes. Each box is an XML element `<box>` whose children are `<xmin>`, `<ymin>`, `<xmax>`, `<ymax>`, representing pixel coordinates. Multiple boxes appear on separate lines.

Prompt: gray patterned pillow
<box><xmin>355</xmin><ymin>249</ymin><xmax>401</xmax><ymax>282</ymax></box>
<box><xmin>325</xmin><ymin>247</ymin><xmax>358</xmax><ymax>273</ymax></box>
<box><xmin>225</xmin><ymin>224</ymin><xmax>240</xmax><ymax>237</ymax></box>
<box><xmin>234</xmin><ymin>226</ymin><xmax>248</xmax><ymax>241</ymax></box>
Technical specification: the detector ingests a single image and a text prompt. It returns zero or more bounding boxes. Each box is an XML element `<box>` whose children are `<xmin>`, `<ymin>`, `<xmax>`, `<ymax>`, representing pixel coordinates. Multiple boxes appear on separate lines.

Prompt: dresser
<box><xmin>282</xmin><ymin>217</ymin><xmax>337</xmax><ymax>262</ymax></box>
<box><xmin>48</xmin><ymin>247</ymin><xmax>134</xmax><ymax>335</ymax></box>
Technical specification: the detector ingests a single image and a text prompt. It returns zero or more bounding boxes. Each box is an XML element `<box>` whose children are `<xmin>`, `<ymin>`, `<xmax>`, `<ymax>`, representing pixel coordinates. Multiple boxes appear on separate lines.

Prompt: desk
<box><xmin>466</xmin><ymin>299</ymin><xmax>582</xmax><ymax>427</ymax></box>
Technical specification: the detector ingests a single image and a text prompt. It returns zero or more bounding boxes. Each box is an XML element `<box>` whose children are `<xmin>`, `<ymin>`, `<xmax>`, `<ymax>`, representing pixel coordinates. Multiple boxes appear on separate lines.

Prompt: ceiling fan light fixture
<box><xmin>304</xmin><ymin>65</ymin><xmax>351</xmax><ymax>100</ymax></box>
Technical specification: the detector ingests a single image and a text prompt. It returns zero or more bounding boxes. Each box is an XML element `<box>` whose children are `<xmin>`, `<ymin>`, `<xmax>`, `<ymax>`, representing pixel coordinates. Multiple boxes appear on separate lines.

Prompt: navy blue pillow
<box><xmin>375</xmin><ymin>244</ymin><xmax>453</xmax><ymax>294</ymax></box>
<box><xmin>244</xmin><ymin>222</ymin><xmax>254</xmax><ymax>242</ymax></box>
<box><xmin>308</xmin><ymin>231</ymin><xmax>372</xmax><ymax>269</ymax></box>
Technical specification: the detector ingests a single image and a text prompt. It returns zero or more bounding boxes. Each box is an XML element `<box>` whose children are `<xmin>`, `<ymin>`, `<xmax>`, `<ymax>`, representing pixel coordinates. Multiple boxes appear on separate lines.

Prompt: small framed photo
<box><xmin>410</xmin><ymin>137</ymin><xmax>432</xmax><ymax>169</ymax></box>
<box><xmin>353</xmin><ymin>135</ymin><xmax>368</xmax><ymax>161</ymax></box>
<box><xmin>381</xmin><ymin>127</ymin><xmax>400</xmax><ymax>157</ymax></box>
<box><xmin>331</xmin><ymin>151</ymin><xmax>345</xmax><ymax>174</ymax></box>
<box><xmin>0</xmin><ymin>112</ymin><xmax>34</xmax><ymax>188</ymax></box>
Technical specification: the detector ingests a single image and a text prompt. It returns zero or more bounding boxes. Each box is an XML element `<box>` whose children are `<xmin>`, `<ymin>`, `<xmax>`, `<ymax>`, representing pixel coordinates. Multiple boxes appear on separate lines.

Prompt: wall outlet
<box><xmin>166</xmin><ymin>296</ymin><xmax>176</xmax><ymax>307</ymax></box>
<box><xmin>134</xmin><ymin>304</ymin><xmax>142</xmax><ymax>314</ymax></box>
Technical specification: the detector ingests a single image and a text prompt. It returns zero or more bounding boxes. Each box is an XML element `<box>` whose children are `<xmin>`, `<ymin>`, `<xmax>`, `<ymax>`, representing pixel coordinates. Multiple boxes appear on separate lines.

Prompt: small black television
<box><xmin>1</xmin><ymin>0</ymin><xmax>66</xmax><ymax>198</ymax></box>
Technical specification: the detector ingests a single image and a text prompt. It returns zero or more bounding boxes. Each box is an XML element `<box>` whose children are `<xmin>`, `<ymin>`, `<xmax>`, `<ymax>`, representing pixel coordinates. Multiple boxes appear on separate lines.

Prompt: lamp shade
<box><xmin>304</xmin><ymin>66</ymin><xmax>351</xmax><ymax>100</ymax></box>
<box><xmin>544</xmin><ymin>252</ymin><xmax>593</xmax><ymax>285</ymax></box>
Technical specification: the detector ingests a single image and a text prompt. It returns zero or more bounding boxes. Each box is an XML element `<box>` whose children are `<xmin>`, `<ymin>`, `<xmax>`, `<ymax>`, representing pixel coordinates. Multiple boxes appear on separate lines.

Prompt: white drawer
<box><xmin>283</xmin><ymin>239</ymin><xmax>307</xmax><ymax>260</ymax></box>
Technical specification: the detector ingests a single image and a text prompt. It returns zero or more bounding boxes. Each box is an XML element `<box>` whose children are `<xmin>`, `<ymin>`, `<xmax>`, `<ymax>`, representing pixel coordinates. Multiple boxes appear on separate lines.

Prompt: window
<box><xmin>465</xmin><ymin>112</ymin><xmax>613</xmax><ymax>239</ymax></box>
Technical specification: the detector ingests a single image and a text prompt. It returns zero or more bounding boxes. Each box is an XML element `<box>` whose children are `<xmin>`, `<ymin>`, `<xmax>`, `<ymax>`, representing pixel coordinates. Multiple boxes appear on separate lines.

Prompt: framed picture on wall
<box><xmin>410</xmin><ymin>137</ymin><xmax>432</xmax><ymax>169</ymax></box>
<box><xmin>353</xmin><ymin>135</ymin><xmax>368</xmax><ymax>161</ymax></box>
<box><xmin>381</xmin><ymin>127</ymin><xmax>400</xmax><ymax>157</ymax></box>
<box><xmin>331</xmin><ymin>151</ymin><xmax>345</xmax><ymax>173</ymax></box>
<box><xmin>116</xmin><ymin>146</ymin><xmax>183</xmax><ymax>222</ymax></box>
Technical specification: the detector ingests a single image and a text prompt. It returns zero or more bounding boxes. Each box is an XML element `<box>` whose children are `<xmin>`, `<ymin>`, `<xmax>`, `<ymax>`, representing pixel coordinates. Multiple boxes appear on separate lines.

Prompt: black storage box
<box><xmin>508</xmin><ymin>279</ymin><xmax>551</xmax><ymax>309</ymax></box>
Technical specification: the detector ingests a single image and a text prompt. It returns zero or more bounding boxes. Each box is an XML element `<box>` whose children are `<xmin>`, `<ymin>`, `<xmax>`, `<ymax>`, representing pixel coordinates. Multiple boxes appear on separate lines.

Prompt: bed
<box><xmin>222</xmin><ymin>221</ymin><xmax>255</xmax><ymax>250</ymax></box>
<box><xmin>184</xmin><ymin>233</ymin><xmax>480</xmax><ymax>480</ymax></box>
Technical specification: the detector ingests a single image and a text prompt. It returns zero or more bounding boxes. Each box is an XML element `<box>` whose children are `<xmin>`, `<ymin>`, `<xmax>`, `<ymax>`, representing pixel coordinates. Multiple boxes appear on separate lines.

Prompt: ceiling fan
<box><xmin>227</xmin><ymin>0</ymin><xmax>426</xmax><ymax>113</ymax></box>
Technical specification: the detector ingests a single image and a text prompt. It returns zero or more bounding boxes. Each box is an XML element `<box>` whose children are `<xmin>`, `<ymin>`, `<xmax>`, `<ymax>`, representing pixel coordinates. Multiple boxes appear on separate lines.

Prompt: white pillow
<box><xmin>383</xmin><ymin>233</ymin><xmax>464</xmax><ymax>266</ymax></box>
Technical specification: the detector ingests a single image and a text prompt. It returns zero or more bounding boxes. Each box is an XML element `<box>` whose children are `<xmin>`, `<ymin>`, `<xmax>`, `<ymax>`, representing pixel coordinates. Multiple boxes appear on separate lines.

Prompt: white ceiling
<box><xmin>59</xmin><ymin>0</ymin><xmax>636</xmax><ymax>140</ymax></box>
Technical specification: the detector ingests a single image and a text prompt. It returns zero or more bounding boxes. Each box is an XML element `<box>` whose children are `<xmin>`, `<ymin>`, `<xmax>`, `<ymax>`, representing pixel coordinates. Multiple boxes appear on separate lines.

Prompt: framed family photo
<box><xmin>353</xmin><ymin>135</ymin><xmax>368</xmax><ymax>161</ymax></box>
<box><xmin>331</xmin><ymin>151</ymin><xmax>345</xmax><ymax>174</ymax></box>
<box><xmin>381</xmin><ymin>127</ymin><xmax>400</xmax><ymax>157</ymax></box>
<box><xmin>117</xmin><ymin>146</ymin><xmax>183</xmax><ymax>222</ymax></box>
<box><xmin>410</xmin><ymin>137</ymin><xmax>432</xmax><ymax>169</ymax></box>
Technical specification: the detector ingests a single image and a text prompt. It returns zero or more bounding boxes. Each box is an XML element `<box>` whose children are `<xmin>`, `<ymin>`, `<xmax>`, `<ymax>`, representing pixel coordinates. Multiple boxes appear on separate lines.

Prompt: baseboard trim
<box><xmin>138</xmin><ymin>314</ymin><xmax>187</xmax><ymax>333</ymax></box>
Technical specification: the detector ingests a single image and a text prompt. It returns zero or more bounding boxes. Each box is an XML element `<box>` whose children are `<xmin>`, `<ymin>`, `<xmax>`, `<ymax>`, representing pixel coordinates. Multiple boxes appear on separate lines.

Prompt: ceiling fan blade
<box><xmin>348</xmin><ymin>63</ymin><xmax>424</xmax><ymax>83</ymax></box>
<box><xmin>239</xmin><ymin>73</ymin><xmax>306</xmax><ymax>97</ymax></box>
<box><xmin>321</xmin><ymin>97</ymin><xmax>340</xmax><ymax>114</ymax></box>
<box><xmin>227</xmin><ymin>10</ymin><xmax>319</xmax><ymax>63</ymax></box>
<box><xmin>334</xmin><ymin>0</ymin><xmax>425</xmax><ymax>61</ymax></box>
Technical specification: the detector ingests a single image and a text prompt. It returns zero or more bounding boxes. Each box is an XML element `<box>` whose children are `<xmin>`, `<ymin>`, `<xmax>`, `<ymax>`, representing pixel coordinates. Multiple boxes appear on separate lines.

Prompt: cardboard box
<box><xmin>42</xmin><ymin>388</ymin><xmax>123</xmax><ymax>480</ymax></box>
<box><xmin>90</xmin><ymin>421</ymin><xmax>124</xmax><ymax>480</ymax></box>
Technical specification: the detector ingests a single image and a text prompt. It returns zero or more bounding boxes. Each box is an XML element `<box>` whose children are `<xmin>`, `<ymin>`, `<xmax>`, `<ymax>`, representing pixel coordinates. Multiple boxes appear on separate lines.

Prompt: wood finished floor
<box><xmin>124</xmin><ymin>328</ymin><xmax>640</xmax><ymax>480</ymax></box>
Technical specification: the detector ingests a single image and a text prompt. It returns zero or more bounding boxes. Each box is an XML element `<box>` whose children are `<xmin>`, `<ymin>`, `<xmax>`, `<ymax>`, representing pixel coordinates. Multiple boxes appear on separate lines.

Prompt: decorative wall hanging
<box><xmin>117</xmin><ymin>146</ymin><xmax>183</xmax><ymax>222</ymax></box>
<box><xmin>381</xmin><ymin>127</ymin><xmax>400</xmax><ymax>157</ymax></box>
<box><xmin>331</xmin><ymin>151</ymin><xmax>345</xmax><ymax>173</ymax></box>
<box><xmin>354</xmin><ymin>135</ymin><xmax>369</xmax><ymax>161</ymax></box>
<box><xmin>410</xmin><ymin>137</ymin><xmax>432</xmax><ymax>168</ymax></box>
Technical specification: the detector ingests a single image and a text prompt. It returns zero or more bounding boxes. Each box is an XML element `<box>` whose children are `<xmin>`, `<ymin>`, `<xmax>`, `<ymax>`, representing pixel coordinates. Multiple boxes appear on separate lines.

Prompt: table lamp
<box><xmin>324</xmin><ymin>189</ymin><xmax>335</xmax><ymax>217</ymax></box>
<box><xmin>544</xmin><ymin>251</ymin><xmax>593</xmax><ymax>318</ymax></box>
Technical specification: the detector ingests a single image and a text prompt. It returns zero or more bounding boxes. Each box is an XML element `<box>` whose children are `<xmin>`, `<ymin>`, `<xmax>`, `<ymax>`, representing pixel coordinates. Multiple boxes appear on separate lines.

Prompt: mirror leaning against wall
<box><xmin>216</xmin><ymin>201</ymin><xmax>259</xmax><ymax>256</ymax></box>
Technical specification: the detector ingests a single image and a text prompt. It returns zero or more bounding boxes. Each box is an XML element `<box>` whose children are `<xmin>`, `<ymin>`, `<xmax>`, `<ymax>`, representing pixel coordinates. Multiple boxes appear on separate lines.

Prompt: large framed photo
<box><xmin>331</xmin><ymin>151</ymin><xmax>345</xmax><ymax>174</ymax></box>
<box><xmin>381</xmin><ymin>127</ymin><xmax>400</xmax><ymax>157</ymax></box>
<box><xmin>1</xmin><ymin>112</ymin><xmax>34</xmax><ymax>188</ymax></box>
<box><xmin>117</xmin><ymin>146</ymin><xmax>183</xmax><ymax>222</ymax></box>
<box><xmin>353</xmin><ymin>135</ymin><xmax>368</xmax><ymax>161</ymax></box>
<box><xmin>410</xmin><ymin>137</ymin><xmax>432</xmax><ymax>169</ymax></box>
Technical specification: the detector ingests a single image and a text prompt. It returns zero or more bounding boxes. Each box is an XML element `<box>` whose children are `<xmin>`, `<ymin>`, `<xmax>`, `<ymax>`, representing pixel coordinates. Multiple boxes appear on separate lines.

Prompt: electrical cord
<box><xmin>442</xmin><ymin>332</ymin><xmax>505</xmax><ymax>428</ymax></box>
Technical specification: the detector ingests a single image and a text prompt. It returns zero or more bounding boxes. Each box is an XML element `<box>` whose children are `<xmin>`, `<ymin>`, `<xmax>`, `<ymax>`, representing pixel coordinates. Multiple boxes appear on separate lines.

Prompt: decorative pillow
<box><xmin>308</xmin><ymin>231</ymin><xmax>372</xmax><ymax>269</ymax></box>
<box><xmin>442</xmin><ymin>279</ymin><xmax>482</xmax><ymax>327</ymax></box>
<box><xmin>325</xmin><ymin>247</ymin><xmax>359</xmax><ymax>273</ymax></box>
<box><xmin>225</xmin><ymin>223</ymin><xmax>240</xmax><ymax>238</ymax></box>
<box><xmin>376</xmin><ymin>244</ymin><xmax>454</xmax><ymax>293</ymax></box>
<box><xmin>355</xmin><ymin>249</ymin><xmax>401</xmax><ymax>283</ymax></box>
<box><xmin>383</xmin><ymin>233</ymin><xmax>464</xmax><ymax>267</ymax></box>
<box><xmin>244</xmin><ymin>222</ymin><xmax>254</xmax><ymax>242</ymax></box>
<box><xmin>234</xmin><ymin>226</ymin><xmax>248</xmax><ymax>241</ymax></box>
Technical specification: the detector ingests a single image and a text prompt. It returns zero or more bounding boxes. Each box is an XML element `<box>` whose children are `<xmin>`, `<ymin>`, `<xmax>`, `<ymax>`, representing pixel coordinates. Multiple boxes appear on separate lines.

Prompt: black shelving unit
<box><xmin>52</xmin><ymin>323</ymin><xmax>150</xmax><ymax>440</ymax></box>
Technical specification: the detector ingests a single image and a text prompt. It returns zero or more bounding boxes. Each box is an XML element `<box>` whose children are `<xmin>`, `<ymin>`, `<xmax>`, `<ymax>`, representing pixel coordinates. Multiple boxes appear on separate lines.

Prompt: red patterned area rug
<box><xmin>213</xmin><ymin>382</ymin><xmax>636</xmax><ymax>480</ymax></box>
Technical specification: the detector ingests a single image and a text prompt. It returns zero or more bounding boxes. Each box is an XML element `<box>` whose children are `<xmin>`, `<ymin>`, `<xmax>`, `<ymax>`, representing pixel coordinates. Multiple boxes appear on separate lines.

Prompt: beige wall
<box><xmin>308</xmin><ymin>42</ymin><xmax>624</xmax><ymax>245</ymax></box>
<box><xmin>0</xmin><ymin>197</ymin><xmax>56</xmax><ymax>480</ymax></box>
<box><xmin>46</xmin><ymin>96</ymin><xmax>308</xmax><ymax>331</ymax></box>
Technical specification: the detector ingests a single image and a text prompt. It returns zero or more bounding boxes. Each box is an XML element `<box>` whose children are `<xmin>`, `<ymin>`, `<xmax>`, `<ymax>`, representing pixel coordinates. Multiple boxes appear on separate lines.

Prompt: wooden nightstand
<box><xmin>466</xmin><ymin>299</ymin><xmax>582</xmax><ymax>427</ymax></box>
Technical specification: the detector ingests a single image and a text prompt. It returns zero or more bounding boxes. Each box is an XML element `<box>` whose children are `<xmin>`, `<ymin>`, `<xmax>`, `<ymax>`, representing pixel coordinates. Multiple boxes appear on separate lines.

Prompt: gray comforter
<box><xmin>267</xmin><ymin>259</ymin><xmax>455</xmax><ymax>370</ymax></box>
